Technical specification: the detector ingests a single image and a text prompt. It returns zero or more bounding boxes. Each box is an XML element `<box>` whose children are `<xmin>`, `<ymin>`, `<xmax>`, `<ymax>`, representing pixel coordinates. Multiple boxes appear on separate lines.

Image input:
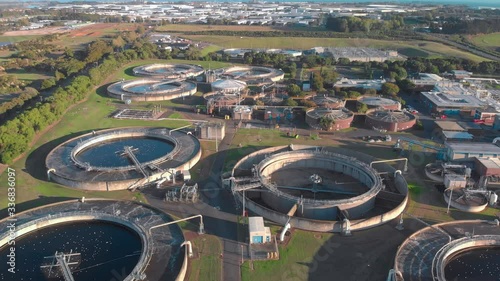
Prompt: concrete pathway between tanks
<box><xmin>148</xmin><ymin>121</ymin><xmax>243</xmax><ymax>281</ymax></box>
<box><xmin>208</xmin><ymin>124</ymin><xmax>243</xmax><ymax>281</ymax></box>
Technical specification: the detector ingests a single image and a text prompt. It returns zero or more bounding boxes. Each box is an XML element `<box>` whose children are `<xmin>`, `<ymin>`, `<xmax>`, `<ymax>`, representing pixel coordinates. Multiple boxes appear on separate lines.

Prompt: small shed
<box><xmin>233</xmin><ymin>105</ymin><xmax>253</xmax><ymax>120</ymax></box>
<box><xmin>444</xmin><ymin>174</ymin><xmax>467</xmax><ymax>189</ymax></box>
<box><xmin>249</xmin><ymin>217</ymin><xmax>271</xmax><ymax>244</ymax></box>
<box><xmin>196</xmin><ymin>122</ymin><xmax>225</xmax><ymax>140</ymax></box>
<box><xmin>475</xmin><ymin>157</ymin><xmax>500</xmax><ymax>177</ymax></box>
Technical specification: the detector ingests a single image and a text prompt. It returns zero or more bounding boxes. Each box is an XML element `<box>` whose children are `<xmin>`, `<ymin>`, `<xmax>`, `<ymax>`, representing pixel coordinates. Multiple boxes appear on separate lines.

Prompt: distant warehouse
<box><xmin>322</xmin><ymin>47</ymin><xmax>399</xmax><ymax>62</ymax></box>
<box><xmin>446</xmin><ymin>142</ymin><xmax>500</xmax><ymax>160</ymax></box>
<box><xmin>420</xmin><ymin>92</ymin><xmax>485</xmax><ymax>116</ymax></box>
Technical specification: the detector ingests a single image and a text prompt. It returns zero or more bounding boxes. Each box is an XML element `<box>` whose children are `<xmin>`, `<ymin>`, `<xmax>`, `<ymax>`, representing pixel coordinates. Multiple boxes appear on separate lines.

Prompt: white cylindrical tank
<box><xmin>489</xmin><ymin>192</ymin><xmax>498</xmax><ymax>206</ymax></box>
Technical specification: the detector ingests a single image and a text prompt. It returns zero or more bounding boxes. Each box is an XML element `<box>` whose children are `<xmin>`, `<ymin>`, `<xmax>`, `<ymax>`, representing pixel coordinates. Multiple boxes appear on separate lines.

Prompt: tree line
<box><xmin>0</xmin><ymin>47</ymin><xmax>145</xmax><ymax>164</ymax></box>
<box><xmin>159</xmin><ymin>29</ymin><xmax>426</xmax><ymax>41</ymax></box>
<box><xmin>433</xmin><ymin>18</ymin><xmax>500</xmax><ymax>35</ymax></box>
<box><xmin>325</xmin><ymin>16</ymin><xmax>405</xmax><ymax>33</ymax></box>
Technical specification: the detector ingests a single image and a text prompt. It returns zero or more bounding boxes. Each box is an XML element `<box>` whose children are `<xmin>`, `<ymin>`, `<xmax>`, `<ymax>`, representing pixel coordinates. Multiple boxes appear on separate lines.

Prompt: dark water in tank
<box><xmin>76</xmin><ymin>137</ymin><xmax>174</xmax><ymax>168</ymax></box>
<box><xmin>0</xmin><ymin>221</ymin><xmax>141</xmax><ymax>281</ymax></box>
<box><xmin>445</xmin><ymin>247</ymin><xmax>500</xmax><ymax>281</ymax></box>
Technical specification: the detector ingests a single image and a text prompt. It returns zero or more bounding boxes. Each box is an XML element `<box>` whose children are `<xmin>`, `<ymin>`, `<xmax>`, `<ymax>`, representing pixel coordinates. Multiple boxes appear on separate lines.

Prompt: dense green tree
<box><xmin>357</xmin><ymin>103</ymin><xmax>368</xmax><ymax>113</ymax></box>
<box><xmin>319</xmin><ymin>116</ymin><xmax>335</xmax><ymax>130</ymax></box>
<box><xmin>287</xmin><ymin>84</ymin><xmax>302</xmax><ymax>96</ymax></box>
<box><xmin>397</xmin><ymin>79</ymin><xmax>416</xmax><ymax>92</ymax></box>
<box><xmin>381</xmin><ymin>82</ymin><xmax>400</xmax><ymax>96</ymax></box>
<box><xmin>311</xmin><ymin>74</ymin><xmax>324</xmax><ymax>91</ymax></box>
<box><xmin>284</xmin><ymin>98</ymin><xmax>298</xmax><ymax>107</ymax></box>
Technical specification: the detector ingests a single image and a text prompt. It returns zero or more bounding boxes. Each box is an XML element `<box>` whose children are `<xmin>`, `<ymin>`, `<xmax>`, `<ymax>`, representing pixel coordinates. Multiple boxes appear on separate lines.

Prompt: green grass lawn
<box><xmin>242</xmin><ymin>231</ymin><xmax>333</xmax><ymax>281</ymax></box>
<box><xmin>200</xmin><ymin>45</ymin><xmax>222</xmax><ymax>56</ymax></box>
<box><xmin>156</xmin><ymin>24</ymin><xmax>275</xmax><ymax>32</ymax></box>
<box><xmin>5</xmin><ymin>68</ymin><xmax>52</xmax><ymax>81</ymax></box>
<box><xmin>168</xmin><ymin>112</ymin><xmax>183</xmax><ymax>119</ymax></box>
<box><xmin>182</xmin><ymin>35</ymin><xmax>489</xmax><ymax>62</ymax></box>
<box><xmin>188</xmin><ymin>234</ymin><xmax>223</xmax><ymax>281</ymax></box>
<box><xmin>0</xmin><ymin>35</ymin><xmax>41</xmax><ymax>43</ymax></box>
<box><xmin>470</xmin><ymin>32</ymin><xmax>500</xmax><ymax>51</ymax></box>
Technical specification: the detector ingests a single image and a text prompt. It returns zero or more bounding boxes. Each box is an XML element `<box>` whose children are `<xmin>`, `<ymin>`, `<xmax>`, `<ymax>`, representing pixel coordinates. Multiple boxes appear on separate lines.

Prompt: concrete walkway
<box><xmin>144</xmin><ymin>121</ymin><xmax>243</xmax><ymax>281</ymax></box>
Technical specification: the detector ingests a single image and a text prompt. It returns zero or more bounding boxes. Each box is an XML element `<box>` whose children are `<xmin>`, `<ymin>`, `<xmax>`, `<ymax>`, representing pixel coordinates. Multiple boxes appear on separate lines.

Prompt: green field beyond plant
<box><xmin>470</xmin><ymin>32</ymin><xmax>500</xmax><ymax>51</ymax></box>
<box><xmin>183</xmin><ymin>35</ymin><xmax>489</xmax><ymax>62</ymax></box>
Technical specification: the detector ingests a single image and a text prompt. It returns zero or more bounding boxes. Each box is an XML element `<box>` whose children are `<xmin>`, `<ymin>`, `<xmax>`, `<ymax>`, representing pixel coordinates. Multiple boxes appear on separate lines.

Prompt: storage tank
<box><xmin>490</xmin><ymin>192</ymin><xmax>498</xmax><ymax>206</ymax></box>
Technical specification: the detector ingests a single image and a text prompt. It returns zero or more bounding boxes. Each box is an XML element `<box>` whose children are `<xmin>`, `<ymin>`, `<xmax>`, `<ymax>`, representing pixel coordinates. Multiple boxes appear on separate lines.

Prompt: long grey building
<box><xmin>446</xmin><ymin>142</ymin><xmax>500</xmax><ymax>160</ymax></box>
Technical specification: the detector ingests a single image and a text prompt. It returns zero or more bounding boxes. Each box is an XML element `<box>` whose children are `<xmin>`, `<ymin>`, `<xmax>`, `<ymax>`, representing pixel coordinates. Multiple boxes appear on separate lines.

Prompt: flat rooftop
<box><xmin>418</xmin><ymin>73</ymin><xmax>444</xmax><ymax>81</ymax></box>
<box><xmin>447</xmin><ymin>142</ymin><xmax>500</xmax><ymax>155</ymax></box>
<box><xmin>421</xmin><ymin>92</ymin><xmax>485</xmax><ymax>108</ymax></box>
<box><xmin>457</xmin><ymin>121</ymin><xmax>482</xmax><ymax>130</ymax></box>
<box><xmin>442</xmin><ymin>131</ymin><xmax>473</xmax><ymax>140</ymax></box>
<box><xmin>476</xmin><ymin>157</ymin><xmax>500</xmax><ymax>169</ymax></box>
<box><xmin>249</xmin><ymin>216</ymin><xmax>265</xmax><ymax>233</ymax></box>
<box><xmin>435</xmin><ymin>121</ymin><xmax>466</xmax><ymax>131</ymax></box>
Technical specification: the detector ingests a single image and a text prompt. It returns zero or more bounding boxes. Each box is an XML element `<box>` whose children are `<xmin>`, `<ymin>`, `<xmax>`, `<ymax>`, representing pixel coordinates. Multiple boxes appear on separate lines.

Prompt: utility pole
<box><xmin>215</xmin><ymin>124</ymin><xmax>218</xmax><ymax>152</ymax></box>
<box><xmin>242</xmin><ymin>190</ymin><xmax>246</xmax><ymax>217</ymax></box>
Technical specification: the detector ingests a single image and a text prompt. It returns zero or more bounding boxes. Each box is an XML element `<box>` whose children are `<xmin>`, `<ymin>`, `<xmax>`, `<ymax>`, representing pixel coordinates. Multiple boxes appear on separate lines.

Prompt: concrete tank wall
<box><xmin>305</xmin><ymin>113</ymin><xmax>353</xmax><ymax>131</ymax></box>
<box><xmin>443</xmin><ymin>191</ymin><xmax>488</xmax><ymax>213</ymax></box>
<box><xmin>257</xmin><ymin>151</ymin><xmax>380</xmax><ymax>219</ymax></box>
<box><xmin>0</xmin><ymin>198</ymin><xmax>186</xmax><ymax>281</ymax></box>
<box><xmin>232</xmin><ymin>146</ymin><xmax>409</xmax><ymax>232</ymax></box>
<box><xmin>47</xmin><ymin>127</ymin><xmax>201</xmax><ymax>191</ymax></box>
<box><xmin>365</xmin><ymin>116</ymin><xmax>416</xmax><ymax>132</ymax></box>
<box><xmin>0</xmin><ymin>214</ymin><xmax>150</xmax><ymax>281</ymax></box>
<box><xmin>240</xmin><ymin>189</ymin><xmax>407</xmax><ymax>232</ymax></box>
<box><xmin>434</xmin><ymin>235</ymin><xmax>500</xmax><ymax>281</ymax></box>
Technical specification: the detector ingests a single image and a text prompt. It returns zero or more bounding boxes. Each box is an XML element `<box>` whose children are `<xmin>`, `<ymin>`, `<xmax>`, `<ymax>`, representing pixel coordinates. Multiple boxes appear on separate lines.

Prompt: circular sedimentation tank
<box><xmin>221</xmin><ymin>66</ymin><xmax>284</xmax><ymax>85</ymax></box>
<box><xmin>306</xmin><ymin>107</ymin><xmax>354</xmax><ymax>131</ymax></box>
<box><xmin>211</xmin><ymin>79</ymin><xmax>247</xmax><ymax>93</ymax></box>
<box><xmin>444</xmin><ymin>246</ymin><xmax>500</xmax><ymax>281</ymax></box>
<box><xmin>204</xmin><ymin>92</ymin><xmax>243</xmax><ymax>114</ymax></box>
<box><xmin>365</xmin><ymin>109</ymin><xmax>416</xmax><ymax>132</ymax></box>
<box><xmin>358</xmin><ymin>96</ymin><xmax>401</xmax><ymax>110</ymax></box>
<box><xmin>394</xmin><ymin>220</ymin><xmax>500</xmax><ymax>281</ymax></box>
<box><xmin>443</xmin><ymin>188</ymin><xmax>488</xmax><ymax>213</ymax></box>
<box><xmin>0</xmin><ymin>199</ymin><xmax>186</xmax><ymax>281</ymax></box>
<box><xmin>132</xmin><ymin>63</ymin><xmax>204</xmax><ymax>79</ymax></box>
<box><xmin>260</xmin><ymin>93</ymin><xmax>287</xmax><ymax>105</ymax></box>
<box><xmin>229</xmin><ymin>145</ymin><xmax>409</xmax><ymax>232</ymax></box>
<box><xmin>309</xmin><ymin>95</ymin><xmax>344</xmax><ymax>109</ymax></box>
<box><xmin>107</xmin><ymin>79</ymin><xmax>197</xmax><ymax>101</ymax></box>
<box><xmin>45</xmin><ymin>127</ymin><xmax>201</xmax><ymax>191</ymax></box>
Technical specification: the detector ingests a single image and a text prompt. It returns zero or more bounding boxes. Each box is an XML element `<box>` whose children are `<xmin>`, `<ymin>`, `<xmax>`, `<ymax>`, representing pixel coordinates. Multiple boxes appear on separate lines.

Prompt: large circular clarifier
<box><xmin>0</xmin><ymin>221</ymin><xmax>141</xmax><ymax>281</ymax></box>
<box><xmin>107</xmin><ymin>79</ymin><xmax>197</xmax><ymax>101</ymax></box>
<box><xmin>75</xmin><ymin>137</ymin><xmax>174</xmax><ymax>168</ymax></box>
<box><xmin>256</xmin><ymin>150</ymin><xmax>382</xmax><ymax>220</ymax></box>
<box><xmin>0</xmin><ymin>199</ymin><xmax>186</xmax><ymax>281</ymax></box>
<box><xmin>229</xmin><ymin>145</ymin><xmax>409</xmax><ymax>232</ymax></box>
<box><xmin>45</xmin><ymin>127</ymin><xmax>201</xmax><ymax>190</ymax></box>
<box><xmin>445</xmin><ymin>247</ymin><xmax>500</xmax><ymax>281</ymax></box>
<box><xmin>221</xmin><ymin>66</ymin><xmax>284</xmax><ymax>84</ymax></box>
<box><xmin>133</xmin><ymin>64</ymin><xmax>204</xmax><ymax>79</ymax></box>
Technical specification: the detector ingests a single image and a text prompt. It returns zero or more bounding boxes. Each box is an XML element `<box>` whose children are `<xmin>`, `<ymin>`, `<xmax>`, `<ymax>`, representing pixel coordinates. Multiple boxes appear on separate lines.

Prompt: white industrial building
<box><xmin>249</xmin><ymin>217</ymin><xmax>271</xmax><ymax>244</ymax></box>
